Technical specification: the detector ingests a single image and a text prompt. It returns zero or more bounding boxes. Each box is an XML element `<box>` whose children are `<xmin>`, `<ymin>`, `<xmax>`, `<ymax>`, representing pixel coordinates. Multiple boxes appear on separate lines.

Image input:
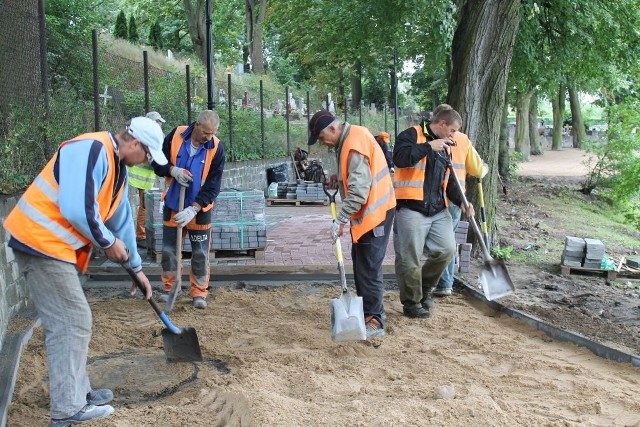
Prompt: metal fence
<box><xmin>1</xmin><ymin>5</ymin><xmax>420</xmax><ymax>193</ymax></box>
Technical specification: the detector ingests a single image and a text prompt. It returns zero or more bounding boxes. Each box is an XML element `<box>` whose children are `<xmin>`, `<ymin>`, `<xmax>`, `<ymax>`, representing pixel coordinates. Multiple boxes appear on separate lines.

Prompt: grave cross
<box><xmin>99</xmin><ymin>85</ymin><xmax>112</xmax><ymax>106</ymax></box>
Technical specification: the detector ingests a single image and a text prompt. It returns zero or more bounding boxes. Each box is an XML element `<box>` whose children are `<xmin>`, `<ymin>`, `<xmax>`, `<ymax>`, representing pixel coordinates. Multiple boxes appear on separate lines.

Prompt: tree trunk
<box><xmin>498</xmin><ymin>91</ymin><xmax>510</xmax><ymax>181</ymax></box>
<box><xmin>529</xmin><ymin>93</ymin><xmax>543</xmax><ymax>155</ymax></box>
<box><xmin>568</xmin><ymin>81</ymin><xmax>587</xmax><ymax>149</ymax></box>
<box><xmin>551</xmin><ymin>85</ymin><xmax>565</xmax><ymax>150</ymax></box>
<box><xmin>245</xmin><ymin>0</ymin><xmax>267</xmax><ymax>74</ymax></box>
<box><xmin>351</xmin><ymin>61</ymin><xmax>363</xmax><ymax>113</ymax></box>
<box><xmin>183</xmin><ymin>0</ymin><xmax>207</xmax><ymax>66</ymax></box>
<box><xmin>447</xmin><ymin>0</ymin><xmax>520</xmax><ymax>248</ymax></box>
<box><xmin>514</xmin><ymin>90</ymin><xmax>531</xmax><ymax>161</ymax></box>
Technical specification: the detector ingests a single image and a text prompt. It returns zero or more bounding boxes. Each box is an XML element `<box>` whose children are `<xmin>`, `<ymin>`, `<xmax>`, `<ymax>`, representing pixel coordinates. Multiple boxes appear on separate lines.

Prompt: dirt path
<box><xmin>518</xmin><ymin>148</ymin><xmax>594</xmax><ymax>177</ymax></box>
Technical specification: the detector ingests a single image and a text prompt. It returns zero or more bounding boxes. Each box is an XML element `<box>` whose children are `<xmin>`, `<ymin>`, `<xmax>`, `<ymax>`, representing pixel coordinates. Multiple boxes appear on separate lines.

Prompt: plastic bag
<box><xmin>267</xmin><ymin>182</ymin><xmax>278</xmax><ymax>198</ymax></box>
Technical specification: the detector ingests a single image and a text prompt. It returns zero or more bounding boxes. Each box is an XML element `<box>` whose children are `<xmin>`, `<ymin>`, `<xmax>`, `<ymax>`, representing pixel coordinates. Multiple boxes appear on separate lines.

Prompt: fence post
<box><xmin>384</xmin><ymin>102</ymin><xmax>388</xmax><ymax>133</ymax></box>
<box><xmin>206</xmin><ymin>0</ymin><xmax>215</xmax><ymax>110</ymax></box>
<box><xmin>285</xmin><ymin>86</ymin><xmax>290</xmax><ymax>155</ymax></box>
<box><xmin>143</xmin><ymin>51</ymin><xmax>149</xmax><ymax>113</ymax></box>
<box><xmin>227</xmin><ymin>72</ymin><xmax>233</xmax><ymax>161</ymax></box>
<box><xmin>260</xmin><ymin>80</ymin><xmax>265</xmax><ymax>159</ymax></box>
<box><xmin>186</xmin><ymin>65</ymin><xmax>192</xmax><ymax>123</ymax></box>
<box><xmin>38</xmin><ymin>0</ymin><xmax>50</xmax><ymax>158</ymax></box>
<box><xmin>359</xmin><ymin>100</ymin><xmax>363</xmax><ymax>125</ymax></box>
<box><xmin>306</xmin><ymin>91</ymin><xmax>310</xmax><ymax>136</ymax></box>
<box><xmin>393</xmin><ymin>48</ymin><xmax>399</xmax><ymax>141</ymax></box>
<box><xmin>92</xmin><ymin>29</ymin><xmax>100</xmax><ymax>131</ymax></box>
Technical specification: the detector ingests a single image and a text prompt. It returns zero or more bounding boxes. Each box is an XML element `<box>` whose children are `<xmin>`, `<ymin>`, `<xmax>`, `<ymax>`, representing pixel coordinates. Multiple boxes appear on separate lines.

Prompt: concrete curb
<box><xmin>0</xmin><ymin>308</ymin><xmax>40</xmax><ymax>427</ymax></box>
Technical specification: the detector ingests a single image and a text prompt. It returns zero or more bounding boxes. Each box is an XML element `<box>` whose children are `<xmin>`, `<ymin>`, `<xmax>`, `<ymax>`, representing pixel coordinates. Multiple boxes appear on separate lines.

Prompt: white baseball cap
<box><xmin>145</xmin><ymin>111</ymin><xmax>166</xmax><ymax>123</ymax></box>
<box><xmin>127</xmin><ymin>117</ymin><xmax>168</xmax><ymax>165</ymax></box>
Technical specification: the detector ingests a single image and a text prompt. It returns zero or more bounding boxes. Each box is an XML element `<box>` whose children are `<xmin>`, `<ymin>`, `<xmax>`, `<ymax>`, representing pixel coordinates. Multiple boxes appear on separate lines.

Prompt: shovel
<box><xmin>323</xmin><ymin>186</ymin><xmax>366</xmax><ymax>342</ymax></box>
<box><xmin>121</xmin><ymin>261</ymin><xmax>203</xmax><ymax>362</ymax></box>
<box><xmin>443</xmin><ymin>156</ymin><xmax>515</xmax><ymax>301</ymax></box>
<box><xmin>165</xmin><ymin>186</ymin><xmax>186</xmax><ymax>312</ymax></box>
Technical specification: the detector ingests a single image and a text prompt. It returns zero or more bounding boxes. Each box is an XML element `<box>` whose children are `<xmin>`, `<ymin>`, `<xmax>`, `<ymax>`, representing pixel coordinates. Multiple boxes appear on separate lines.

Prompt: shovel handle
<box><xmin>442</xmin><ymin>155</ymin><xmax>493</xmax><ymax>262</ymax></box>
<box><xmin>477</xmin><ymin>182</ymin><xmax>490</xmax><ymax>249</ymax></box>
<box><xmin>324</xmin><ymin>185</ymin><xmax>349</xmax><ymax>293</ymax></box>
<box><xmin>166</xmin><ymin>186</ymin><xmax>186</xmax><ymax>312</ymax></box>
<box><xmin>120</xmin><ymin>261</ymin><xmax>181</xmax><ymax>335</ymax></box>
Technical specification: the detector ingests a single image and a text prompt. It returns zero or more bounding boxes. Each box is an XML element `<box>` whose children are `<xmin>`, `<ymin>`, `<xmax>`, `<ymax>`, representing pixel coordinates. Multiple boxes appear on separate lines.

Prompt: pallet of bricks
<box><xmin>560</xmin><ymin>236</ymin><xmax>614</xmax><ymax>279</ymax></box>
<box><xmin>211</xmin><ymin>190</ymin><xmax>267</xmax><ymax>259</ymax></box>
<box><xmin>455</xmin><ymin>221</ymin><xmax>472</xmax><ymax>273</ymax></box>
<box><xmin>266</xmin><ymin>180</ymin><xmax>328</xmax><ymax>206</ymax></box>
<box><xmin>145</xmin><ymin>189</ymin><xmax>192</xmax><ymax>262</ymax></box>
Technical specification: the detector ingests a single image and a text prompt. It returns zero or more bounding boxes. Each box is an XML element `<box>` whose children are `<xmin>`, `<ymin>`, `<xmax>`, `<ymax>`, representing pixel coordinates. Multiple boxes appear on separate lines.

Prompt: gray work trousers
<box><xmin>393</xmin><ymin>207</ymin><xmax>456</xmax><ymax>310</ymax></box>
<box><xmin>15</xmin><ymin>251</ymin><xmax>92</xmax><ymax>419</ymax></box>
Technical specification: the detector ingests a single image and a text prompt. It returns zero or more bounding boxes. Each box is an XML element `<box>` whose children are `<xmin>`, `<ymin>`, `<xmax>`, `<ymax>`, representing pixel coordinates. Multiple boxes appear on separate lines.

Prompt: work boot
<box><xmin>432</xmin><ymin>287</ymin><xmax>452</xmax><ymax>297</ymax></box>
<box><xmin>87</xmin><ymin>388</ymin><xmax>113</xmax><ymax>406</ymax></box>
<box><xmin>403</xmin><ymin>306</ymin><xmax>431</xmax><ymax>318</ymax></box>
<box><xmin>192</xmin><ymin>296</ymin><xmax>207</xmax><ymax>309</ymax></box>
<box><xmin>365</xmin><ymin>316</ymin><xmax>384</xmax><ymax>339</ymax></box>
<box><xmin>421</xmin><ymin>297</ymin><xmax>436</xmax><ymax>310</ymax></box>
<box><xmin>157</xmin><ymin>289</ymin><xmax>180</xmax><ymax>303</ymax></box>
<box><xmin>51</xmin><ymin>404</ymin><xmax>114</xmax><ymax>427</ymax></box>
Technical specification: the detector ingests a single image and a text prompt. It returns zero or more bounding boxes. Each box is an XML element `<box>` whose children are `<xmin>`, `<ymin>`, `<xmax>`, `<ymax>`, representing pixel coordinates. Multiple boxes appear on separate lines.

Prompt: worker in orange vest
<box><xmin>308</xmin><ymin>110</ymin><xmax>396</xmax><ymax>339</ymax></box>
<box><xmin>4</xmin><ymin>117</ymin><xmax>166</xmax><ymax>426</ymax></box>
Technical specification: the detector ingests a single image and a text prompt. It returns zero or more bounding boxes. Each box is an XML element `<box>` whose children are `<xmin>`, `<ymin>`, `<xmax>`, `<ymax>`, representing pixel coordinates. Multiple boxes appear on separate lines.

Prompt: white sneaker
<box><xmin>51</xmin><ymin>404</ymin><xmax>114</xmax><ymax>427</ymax></box>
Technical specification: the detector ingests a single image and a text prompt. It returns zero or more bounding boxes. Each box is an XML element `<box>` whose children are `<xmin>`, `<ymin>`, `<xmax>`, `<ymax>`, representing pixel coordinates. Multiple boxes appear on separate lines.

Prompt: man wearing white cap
<box><xmin>3</xmin><ymin>117</ymin><xmax>167</xmax><ymax>426</ymax></box>
<box><xmin>128</xmin><ymin>111</ymin><xmax>166</xmax><ymax>246</ymax></box>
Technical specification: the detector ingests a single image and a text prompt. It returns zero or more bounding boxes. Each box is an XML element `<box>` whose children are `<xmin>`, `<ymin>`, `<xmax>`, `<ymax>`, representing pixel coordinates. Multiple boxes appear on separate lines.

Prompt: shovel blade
<box><xmin>161</xmin><ymin>327</ymin><xmax>203</xmax><ymax>362</ymax></box>
<box><xmin>329</xmin><ymin>293</ymin><xmax>366</xmax><ymax>343</ymax></box>
<box><xmin>479</xmin><ymin>259</ymin><xmax>515</xmax><ymax>301</ymax></box>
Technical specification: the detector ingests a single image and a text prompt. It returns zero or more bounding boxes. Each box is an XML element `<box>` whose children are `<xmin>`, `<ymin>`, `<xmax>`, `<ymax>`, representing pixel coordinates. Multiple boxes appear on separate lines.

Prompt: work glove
<box><xmin>174</xmin><ymin>206</ymin><xmax>197</xmax><ymax>227</ymax></box>
<box><xmin>170</xmin><ymin>166</ymin><xmax>193</xmax><ymax>187</ymax></box>
<box><xmin>330</xmin><ymin>220</ymin><xmax>346</xmax><ymax>244</ymax></box>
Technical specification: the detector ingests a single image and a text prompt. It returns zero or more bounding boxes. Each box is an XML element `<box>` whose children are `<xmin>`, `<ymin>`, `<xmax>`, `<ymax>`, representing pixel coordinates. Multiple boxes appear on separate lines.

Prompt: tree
<box><xmin>245</xmin><ymin>0</ymin><xmax>268</xmax><ymax>73</ymax></box>
<box><xmin>148</xmin><ymin>19</ymin><xmax>163</xmax><ymax>50</ymax></box>
<box><xmin>447</xmin><ymin>0</ymin><xmax>521</xmax><ymax>247</ymax></box>
<box><xmin>114</xmin><ymin>10</ymin><xmax>128</xmax><ymax>40</ymax></box>
<box><xmin>128</xmin><ymin>14</ymin><xmax>139</xmax><ymax>43</ymax></box>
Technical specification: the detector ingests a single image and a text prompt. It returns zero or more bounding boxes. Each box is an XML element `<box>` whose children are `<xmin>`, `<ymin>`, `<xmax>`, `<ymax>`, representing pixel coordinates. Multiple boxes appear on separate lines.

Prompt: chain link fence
<box><xmin>0</xmin><ymin>2</ymin><xmax>419</xmax><ymax>194</ymax></box>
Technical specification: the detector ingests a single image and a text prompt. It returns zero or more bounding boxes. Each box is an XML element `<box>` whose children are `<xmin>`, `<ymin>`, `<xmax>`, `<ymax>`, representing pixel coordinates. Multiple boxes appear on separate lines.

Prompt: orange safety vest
<box><xmin>162</xmin><ymin>125</ymin><xmax>219</xmax><ymax>213</ymax></box>
<box><xmin>4</xmin><ymin>132</ymin><xmax>125</xmax><ymax>273</ymax></box>
<box><xmin>449</xmin><ymin>131</ymin><xmax>485</xmax><ymax>193</ymax></box>
<box><xmin>339</xmin><ymin>125</ymin><xmax>396</xmax><ymax>243</ymax></box>
<box><xmin>393</xmin><ymin>125</ymin><xmax>450</xmax><ymax>203</ymax></box>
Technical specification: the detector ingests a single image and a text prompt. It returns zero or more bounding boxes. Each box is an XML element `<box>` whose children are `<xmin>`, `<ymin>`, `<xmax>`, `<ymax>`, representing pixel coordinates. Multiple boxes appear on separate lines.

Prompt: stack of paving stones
<box><xmin>454</xmin><ymin>221</ymin><xmax>471</xmax><ymax>273</ymax></box>
<box><xmin>458</xmin><ymin>243</ymin><xmax>472</xmax><ymax>273</ymax></box>
<box><xmin>286</xmin><ymin>183</ymin><xmax>297</xmax><ymax>200</ymax></box>
<box><xmin>144</xmin><ymin>189</ymin><xmax>192</xmax><ymax>254</ymax></box>
<box><xmin>144</xmin><ymin>189</ymin><xmax>164</xmax><ymax>254</ymax></box>
<box><xmin>276</xmin><ymin>182</ymin><xmax>288</xmax><ymax>198</ymax></box>
<box><xmin>295</xmin><ymin>181</ymin><xmax>328</xmax><ymax>201</ymax></box>
<box><xmin>562</xmin><ymin>236</ymin><xmax>586</xmax><ymax>267</ymax></box>
<box><xmin>211</xmin><ymin>190</ymin><xmax>267</xmax><ymax>250</ymax></box>
<box><xmin>583</xmin><ymin>238</ymin><xmax>605</xmax><ymax>269</ymax></box>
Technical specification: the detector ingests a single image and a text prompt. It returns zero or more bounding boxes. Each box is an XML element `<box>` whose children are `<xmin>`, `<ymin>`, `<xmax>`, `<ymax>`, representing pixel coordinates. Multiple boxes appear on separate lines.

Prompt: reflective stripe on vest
<box><xmin>339</xmin><ymin>125</ymin><xmax>396</xmax><ymax>243</ymax></box>
<box><xmin>128</xmin><ymin>164</ymin><xmax>156</xmax><ymax>190</ymax></box>
<box><xmin>393</xmin><ymin>125</ymin><xmax>450</xmax><ymax>203</ymax></box>
<box><xmin>3</xmin><ymin>132</ymin><xmax>125</xmax><ymax>272</ymax></box>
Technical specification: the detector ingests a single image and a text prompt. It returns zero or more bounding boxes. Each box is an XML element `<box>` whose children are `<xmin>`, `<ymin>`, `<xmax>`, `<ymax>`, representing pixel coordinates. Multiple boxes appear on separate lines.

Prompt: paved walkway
<box><xmin>88</xmin><ymin>203</ymin><xmax>396</xmax><ymax>276</ymax></box>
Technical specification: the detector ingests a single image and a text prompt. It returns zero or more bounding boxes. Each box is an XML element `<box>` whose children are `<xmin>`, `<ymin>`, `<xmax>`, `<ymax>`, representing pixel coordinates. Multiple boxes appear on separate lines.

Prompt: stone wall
<box><xmin>0</xmin><ymin>151</ymin><xmax>337</xmax><ymax>350</ymax></box>
<box><xmin>0</xmin><ymin>196</ymin><xmax>29</xmax><ymax>352</ymax></box>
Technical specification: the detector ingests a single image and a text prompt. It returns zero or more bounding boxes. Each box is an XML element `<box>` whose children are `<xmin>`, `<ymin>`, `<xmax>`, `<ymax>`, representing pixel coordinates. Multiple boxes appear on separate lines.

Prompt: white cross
<box><xmin>99</xmin><ymin>85</ymin><xmax>112</xmax><ymax>106</ymax></box>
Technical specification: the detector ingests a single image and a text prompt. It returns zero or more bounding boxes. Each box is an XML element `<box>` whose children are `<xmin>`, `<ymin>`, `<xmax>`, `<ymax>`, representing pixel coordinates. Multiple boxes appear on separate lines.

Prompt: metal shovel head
<box><xmin>161</xmin><ymin>326</ymin><xmax>203</xmax><ymax>362</ymax></box>
<box><xmin>479</xmin><ymin>259</ymin><xmax>515</xmax><ymax>301</ymax></box>
<box><xmin>330</xmin><ymin>292</ymin><xmax>366</xmax><ymax>343</ymax></box>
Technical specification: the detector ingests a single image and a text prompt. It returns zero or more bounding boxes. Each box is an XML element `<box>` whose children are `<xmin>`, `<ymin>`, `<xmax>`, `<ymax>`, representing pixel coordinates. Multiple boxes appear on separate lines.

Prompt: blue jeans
<box><xmin>437</xmin><ymin>204</ymin><xmax>462</xmax><ymax>290</ymax></box>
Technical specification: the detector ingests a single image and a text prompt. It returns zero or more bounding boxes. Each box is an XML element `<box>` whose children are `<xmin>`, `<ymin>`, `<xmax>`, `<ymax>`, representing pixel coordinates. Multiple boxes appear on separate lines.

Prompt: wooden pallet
<box><xmin>266</xmin><ymin>198</ymin><xmax>328</xmax><ymax>206</ymax></box>
<box><xmin>560</xmin><ymin>265</ymin><xmax>618</xmax><ymax>280</ymax></box>
<box><xmin>212</xmin><ymin>248</ymin><xmax>265</xmax><ymax>260</ymax></box>
<box><xmin>151</xmin><ymin>248</ymin><xmax>265</xmax><ymax>262</ymax></box>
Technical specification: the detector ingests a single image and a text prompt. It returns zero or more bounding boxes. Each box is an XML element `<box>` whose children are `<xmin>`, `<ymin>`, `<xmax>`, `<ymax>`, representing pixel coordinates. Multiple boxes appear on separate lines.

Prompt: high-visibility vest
<box><xmin>339</xmin><ymin>125</ymin><xmax>396</xmax><ymax>243</ymax></box>
<box><xmin>4</xmin><ymin>132</ymin><xmax>125</xmax><ymax>273</ymax></box>
<box><xmin>449</xmin><ymin>131</ymin><xmax>486</xmax><ymax>193</ymax></box>
<box><xmin>127</xmin><ymin>163</ymin><xmax>156</xmax><ymax>190</ymax></box>
<box><xmin>162</xmin><ymin>126</ymin><xmax>219</xmax><ymax>216</ymax></box>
